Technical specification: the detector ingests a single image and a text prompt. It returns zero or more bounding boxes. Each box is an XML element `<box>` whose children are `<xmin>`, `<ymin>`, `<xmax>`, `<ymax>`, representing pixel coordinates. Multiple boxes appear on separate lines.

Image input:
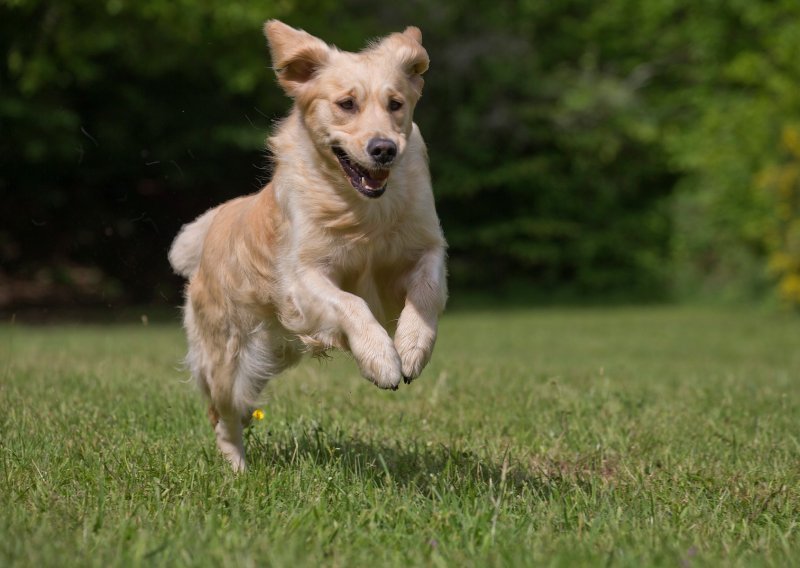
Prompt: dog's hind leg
<box><xmin>202</xmin><ymin>363</ymin><xmax>248</xmax><ymax>471</ymax></box>
<box><xmin>212</xmin><ymin>336</ymin><xmax>256</xmax><ymax>472</ymax></box>
<box><xmin>210</xmin><ymin>323</ymin><xmax>300</xmax><ymax>472</ymax></box>
<box><xmin>185</xmin><ymin>302</ymin><xmax>248</xmax><ymax>471</ymax></box>
<box><xmin>212</xmin><ymin>407</ymin><xmax>247</xmax><ymax>472</ymax></box>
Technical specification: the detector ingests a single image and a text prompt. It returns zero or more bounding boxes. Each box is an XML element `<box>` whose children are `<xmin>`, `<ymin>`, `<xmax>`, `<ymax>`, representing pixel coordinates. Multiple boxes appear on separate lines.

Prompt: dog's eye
<box><xmin>389</xmin><ymin>99</ymin><xmax>403</xmax><ymax>112</ymax></box>
<box><xmin>337</xmin><ymin>99</ymin><xmax>356</xmax><ymax>111</ymax></box>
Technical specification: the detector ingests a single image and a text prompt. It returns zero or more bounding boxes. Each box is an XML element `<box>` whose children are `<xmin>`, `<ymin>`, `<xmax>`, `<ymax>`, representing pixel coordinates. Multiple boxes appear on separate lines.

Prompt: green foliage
<box><xmin>2</xmin><ymin>308</ymin><xmax>799</xmax><ymax>564</ymax></box>
<box><xmin>1</xmin><ymin>0</ymin><xmax>799</xmax><ymax>305</ymax></box>
<box><xmin>759</xmin><ymin>125</ymin><xmax>800</xmax><ymax>309</ymax></box>
<box><xmin>0</xmin><ymin>0</ymin><xmax>307</xmax><ymax>303</ymax></box>
<box><xmin>409</xmin><ymin>1</ymin><xmax>677</xmax><ymax>297</ymax></box>
<box><xmin>664</xmin><ymin>0</ymin><xmax>800</xmax><ymax>301</ymax></box>
<box><xmin>2</xmin><ymin>1</ymin><xmax>283</xmax><ymax>164</ymax></box>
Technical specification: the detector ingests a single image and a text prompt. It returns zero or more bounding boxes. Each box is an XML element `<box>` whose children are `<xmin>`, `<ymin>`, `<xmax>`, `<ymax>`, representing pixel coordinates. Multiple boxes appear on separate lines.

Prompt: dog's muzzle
<box><xmin>332</xmin><ymin>146</ymin><xmax>391</xmax><ymax>199</ymax></box>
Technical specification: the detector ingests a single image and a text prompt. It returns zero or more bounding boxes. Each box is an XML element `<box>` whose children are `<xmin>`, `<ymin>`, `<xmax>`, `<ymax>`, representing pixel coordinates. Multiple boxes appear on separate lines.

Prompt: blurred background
<box><xmin>2</xmin><ymin>0</ymin><xmax>799</xmax><ymax>317</ymax></box>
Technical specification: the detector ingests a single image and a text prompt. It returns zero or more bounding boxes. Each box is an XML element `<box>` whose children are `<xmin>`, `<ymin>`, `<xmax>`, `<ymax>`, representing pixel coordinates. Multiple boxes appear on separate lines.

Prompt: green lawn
<box><xmin>1</xmin><ymin>307</ymin><xmax>798</xmax><ymax>566</ymax></box>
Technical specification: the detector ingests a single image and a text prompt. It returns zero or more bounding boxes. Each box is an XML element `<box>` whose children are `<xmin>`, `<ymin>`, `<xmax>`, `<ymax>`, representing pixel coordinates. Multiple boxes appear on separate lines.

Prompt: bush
<box><xmin>2</xmin><ymin>0</ymin><xmax>799</xmax><ymax>307</ymax></box>
<box><xmin>759</xmin><ymin>125</ymin><xmax>800</xmax><ymax>309</ymax></box>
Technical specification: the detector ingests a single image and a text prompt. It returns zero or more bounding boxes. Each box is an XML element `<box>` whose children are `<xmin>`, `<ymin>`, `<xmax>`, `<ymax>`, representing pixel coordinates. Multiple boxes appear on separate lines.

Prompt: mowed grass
<box><xmin>1</xmin><ymin>307</ymin><xmax>798</xmax><ymax>567</ymax></box>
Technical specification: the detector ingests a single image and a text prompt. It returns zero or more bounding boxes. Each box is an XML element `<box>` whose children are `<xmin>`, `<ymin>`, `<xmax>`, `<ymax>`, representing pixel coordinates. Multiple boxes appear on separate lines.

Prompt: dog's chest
<box><xmin>335</xmin><ymin>237</ymin><xmax>410</xmax><ymax>322</ymax></box>
<box><xmin>335</xmin><ymin>228</ymin><xmax>409</xmax><ymax>272</ymax></box>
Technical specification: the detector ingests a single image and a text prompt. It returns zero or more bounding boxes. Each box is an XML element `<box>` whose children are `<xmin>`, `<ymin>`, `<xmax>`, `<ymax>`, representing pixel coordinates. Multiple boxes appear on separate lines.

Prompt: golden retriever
<box><xmin>168</xmin><ymin>20</ymin><xmax>447</xmax><ymax>471</ymax></box>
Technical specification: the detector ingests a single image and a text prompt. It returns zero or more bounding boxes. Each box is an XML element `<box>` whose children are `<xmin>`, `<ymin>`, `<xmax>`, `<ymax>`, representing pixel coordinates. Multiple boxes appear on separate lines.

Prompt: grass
<box><xmin>1</xmin><ymin>306</ymin><xmax>799</xmax><ymax>566</ymax></box>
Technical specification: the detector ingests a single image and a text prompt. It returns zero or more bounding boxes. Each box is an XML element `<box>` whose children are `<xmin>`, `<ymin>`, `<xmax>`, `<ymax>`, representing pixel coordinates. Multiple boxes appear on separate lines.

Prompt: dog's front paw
<box><xmin>394</xmin><ymin>324</ymin><xmax>436</xmax><ymax>384</ymax></box>
<box><xmin>352</xmin><ymin>332</ymin><xmax>403</xmax><ymax>390</ymax></box>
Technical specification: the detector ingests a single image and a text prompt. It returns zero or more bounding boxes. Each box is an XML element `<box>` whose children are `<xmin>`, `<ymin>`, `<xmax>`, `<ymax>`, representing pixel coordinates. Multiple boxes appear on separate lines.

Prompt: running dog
<box><xmin>168</xmin><ymin>20</ymin><xmax>447</xmax><ymax>471</ymax></box>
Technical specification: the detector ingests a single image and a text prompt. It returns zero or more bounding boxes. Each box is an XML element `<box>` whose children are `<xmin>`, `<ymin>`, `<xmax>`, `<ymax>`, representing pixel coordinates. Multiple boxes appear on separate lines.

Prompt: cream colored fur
<box><xmin>168</xmin><ymin>21</ymin><xmax>447</xmax><ymax>471</ymax></box>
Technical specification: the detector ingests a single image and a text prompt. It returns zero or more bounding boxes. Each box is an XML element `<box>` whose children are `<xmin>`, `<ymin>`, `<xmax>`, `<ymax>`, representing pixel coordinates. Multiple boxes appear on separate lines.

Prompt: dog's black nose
<box><xmin>367</xmin><ymin>138</ymin><xmax>397</xmax><ymax>165</ymax></box>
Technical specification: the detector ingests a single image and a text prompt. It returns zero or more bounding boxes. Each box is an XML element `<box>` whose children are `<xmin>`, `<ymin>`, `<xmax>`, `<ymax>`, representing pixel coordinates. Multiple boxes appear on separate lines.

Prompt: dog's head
<box><xmin>264</xmin><ymin>20</ymin><xmax>429</xmax><ymax>199</ymax></box>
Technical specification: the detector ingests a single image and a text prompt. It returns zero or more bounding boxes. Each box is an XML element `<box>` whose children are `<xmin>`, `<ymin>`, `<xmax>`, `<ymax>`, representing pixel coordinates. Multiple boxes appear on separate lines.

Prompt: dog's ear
<box><xmin>264</xmin><ymin>20</ymin><xmax>330</xmax><ymax>97</ymax></box>
<box><xmin>402</xmin><ymin>26</ymin><xmax>423</xmax><ymax>46</ymax></box>
<box><xmin>401</xmin><ymin>27</ymin><xmax>429</xmax><ymax>78</ymax></box>
<box><xmin>376</xmin><ymin>27</ymin><xmax>429</xmax><ymax>95</ymax></box>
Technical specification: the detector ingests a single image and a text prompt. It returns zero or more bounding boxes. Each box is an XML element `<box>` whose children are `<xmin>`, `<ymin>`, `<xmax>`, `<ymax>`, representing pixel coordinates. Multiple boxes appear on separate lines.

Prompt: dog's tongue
<box><xmin>363</xmin><ymin>169</ymin><xmax>390</xmax><ymax>190</ymax></box>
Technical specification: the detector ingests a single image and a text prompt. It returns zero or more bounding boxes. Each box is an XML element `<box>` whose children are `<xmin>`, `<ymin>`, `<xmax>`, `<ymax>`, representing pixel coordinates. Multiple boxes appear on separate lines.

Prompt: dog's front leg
<box><xmin>293</xmin><ymin>270</ymin><xmax>403</xmax><ymax>390</ymax></box>
<box><xmin>395</xmin><ymin>247</ymin><xmax>448</xmax><ymax>383</ymax></box>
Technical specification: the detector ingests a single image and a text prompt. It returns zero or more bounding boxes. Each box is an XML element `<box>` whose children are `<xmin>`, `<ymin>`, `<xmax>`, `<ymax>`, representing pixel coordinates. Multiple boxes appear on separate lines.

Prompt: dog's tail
<box><xmin>168</xmin><ymin>206</ymin><xmax>221</xmax><ymax>279</ymax></box>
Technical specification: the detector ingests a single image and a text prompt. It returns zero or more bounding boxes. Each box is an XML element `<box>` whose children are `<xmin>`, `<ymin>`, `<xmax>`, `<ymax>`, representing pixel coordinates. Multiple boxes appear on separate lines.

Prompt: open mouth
<box><xmin>332</xmin><ymin>147</ymin><xmax>390</xmax><ymax>198</ymax></box>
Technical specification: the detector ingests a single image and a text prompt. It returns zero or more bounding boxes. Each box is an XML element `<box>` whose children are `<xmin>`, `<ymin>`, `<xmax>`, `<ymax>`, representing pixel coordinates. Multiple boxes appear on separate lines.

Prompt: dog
<box><xmin>168</xmin><ymin>20</ymin><xmax>447</xmax><ymax>471</ymax></box>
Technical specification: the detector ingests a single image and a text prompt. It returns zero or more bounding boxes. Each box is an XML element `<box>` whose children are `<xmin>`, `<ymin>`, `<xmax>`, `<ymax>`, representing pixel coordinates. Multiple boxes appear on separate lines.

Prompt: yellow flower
<box><xmin>252</xmin><ymin>409</ymin><xmax>265</xmax><ymax>421</ymax></box>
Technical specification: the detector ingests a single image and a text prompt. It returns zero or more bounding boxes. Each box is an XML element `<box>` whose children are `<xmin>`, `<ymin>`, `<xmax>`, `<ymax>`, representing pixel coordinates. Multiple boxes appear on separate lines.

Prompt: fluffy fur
<box><xmin>168</xmin><ymin>20</ymin><xmax>447</xmax><ymax>471</ymax></box>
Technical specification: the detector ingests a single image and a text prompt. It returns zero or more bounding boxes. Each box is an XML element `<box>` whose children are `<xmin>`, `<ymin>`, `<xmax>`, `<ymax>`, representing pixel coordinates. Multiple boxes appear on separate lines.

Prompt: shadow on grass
<box><xmin>245</xmin><ymin>424</ymin><xmax>607</xmax><ymax>499</ymax></box>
